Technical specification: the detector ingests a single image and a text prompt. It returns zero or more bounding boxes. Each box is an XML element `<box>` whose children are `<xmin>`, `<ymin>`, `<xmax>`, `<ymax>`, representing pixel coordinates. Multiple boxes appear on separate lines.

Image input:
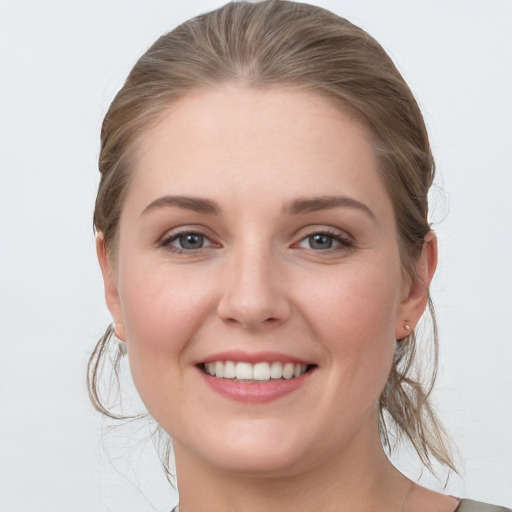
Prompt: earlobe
<box><xmin>396</xmin><ymin>231</ymin><xmax>438</xmax><ymax>340</ymax></box>
<box><xmin>96</xmin><ymin>234</ymin><xmax>126</xmax><ymax>342</ymax></box>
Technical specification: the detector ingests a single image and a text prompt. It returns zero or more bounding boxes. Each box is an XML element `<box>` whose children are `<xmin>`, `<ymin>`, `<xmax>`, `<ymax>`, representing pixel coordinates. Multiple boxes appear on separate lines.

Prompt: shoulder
<box><xmin>456</xmin><ymin>499</ymin><xmax>512</xmax><ymax>512</ymax></box>
<box><xmin>406</xmin><ymin>485</ymin><xmax>509</xmax><ymax>512</ymax></box>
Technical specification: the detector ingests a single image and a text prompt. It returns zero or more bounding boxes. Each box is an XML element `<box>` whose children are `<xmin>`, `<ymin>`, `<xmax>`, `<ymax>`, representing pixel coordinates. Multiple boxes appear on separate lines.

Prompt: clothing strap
<box><xmin>456</xmin><ymin>499</ymin><xmax>511</xmax><ymax>512</ymax></box>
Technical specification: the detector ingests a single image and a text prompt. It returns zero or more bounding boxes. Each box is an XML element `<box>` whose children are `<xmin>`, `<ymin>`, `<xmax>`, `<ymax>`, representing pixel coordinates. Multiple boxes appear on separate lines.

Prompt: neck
<box><xmin>173</xmin><ymin>417</ymin><xmax>412</xmax><ymax>512</ymax></box>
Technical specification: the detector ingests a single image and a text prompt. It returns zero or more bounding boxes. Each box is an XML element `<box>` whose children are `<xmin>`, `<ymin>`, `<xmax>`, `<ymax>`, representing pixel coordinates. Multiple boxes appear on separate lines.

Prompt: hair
<box><xmin>88</xmin><ymin>0</ymin><xmax>456</xmax><ymax>481</ymax></box>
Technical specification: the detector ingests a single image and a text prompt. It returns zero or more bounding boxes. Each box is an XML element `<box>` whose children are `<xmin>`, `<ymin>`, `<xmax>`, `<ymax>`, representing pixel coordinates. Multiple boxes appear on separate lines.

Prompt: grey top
<box><xmin>455</xmin><ymin>500</ymin><xmax>512</xmax><ymax>512</ymax></box>
<box><xmin>171</xmin><ymin>499</ymin><xmax>511</xmax><ymax>512</ymax></box>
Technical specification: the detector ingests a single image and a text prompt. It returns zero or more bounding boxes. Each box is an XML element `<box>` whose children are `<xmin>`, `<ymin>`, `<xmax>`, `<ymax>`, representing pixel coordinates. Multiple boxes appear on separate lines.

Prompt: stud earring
<box><xmin>396</xmin><ymin>323</ymin><xmax>411</xmax><ymax>343</ymax></box>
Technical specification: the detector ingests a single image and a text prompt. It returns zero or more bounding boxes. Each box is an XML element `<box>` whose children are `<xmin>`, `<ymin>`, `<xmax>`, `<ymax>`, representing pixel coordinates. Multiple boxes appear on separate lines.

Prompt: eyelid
<box><xmin>293</xmin><ymin>226</ymin><xmax>355</xmax><ymax>251</ymax></box>
<box><xmin>158</xmin><ymin>226</ymin><xmax>219</xmax><ymax>252</ymax></box>
<box><xmin>156</xmin><ymin>224</ymin><xmax>355</xmax><ymax>253</ymax></box>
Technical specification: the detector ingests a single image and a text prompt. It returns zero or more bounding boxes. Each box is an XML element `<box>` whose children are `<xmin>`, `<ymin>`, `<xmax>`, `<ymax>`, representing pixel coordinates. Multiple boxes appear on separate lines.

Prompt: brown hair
<box><xmin>89</xmin><ymin>0</ymin><xmax>455</xmax><ymax>479</ymax></box>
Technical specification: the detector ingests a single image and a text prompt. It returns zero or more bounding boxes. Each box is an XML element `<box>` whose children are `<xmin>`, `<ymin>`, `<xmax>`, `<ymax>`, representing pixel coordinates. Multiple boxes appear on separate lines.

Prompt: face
<box><xmin>99</xmin><ymin>85</ymin><xmax>431</xmax><ymax>477</ymax></box>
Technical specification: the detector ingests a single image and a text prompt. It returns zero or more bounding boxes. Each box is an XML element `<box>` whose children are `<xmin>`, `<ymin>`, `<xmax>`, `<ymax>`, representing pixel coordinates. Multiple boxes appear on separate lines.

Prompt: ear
<box><xmin>395</xmin><ymin>231</ymin><xmax>438</xmax><ymax>340</ymax></box>
<box><xmin>96</xmin><ymin>233</ymin><xmax>126</xmax><ymax>341</ymax></box>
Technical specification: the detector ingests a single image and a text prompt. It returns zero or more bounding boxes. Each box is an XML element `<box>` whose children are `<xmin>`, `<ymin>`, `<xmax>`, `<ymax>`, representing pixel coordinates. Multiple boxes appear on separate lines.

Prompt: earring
<box><xmin>396</xmin><ymin>323</ymin><xmax>411</xmax><ymax>343</ymax></box>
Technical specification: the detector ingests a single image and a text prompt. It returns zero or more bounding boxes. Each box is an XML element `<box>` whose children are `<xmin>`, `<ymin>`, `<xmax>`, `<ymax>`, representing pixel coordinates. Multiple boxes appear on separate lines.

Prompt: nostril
<box><xmin>223</xmin><ymin>316</ymin><xmax>280</xmax><ymax>329</ymax></box>
<box><xmin>242</xmin><ymin>316</ymin><xmax>280</xmax><ymax>329</ymax></box>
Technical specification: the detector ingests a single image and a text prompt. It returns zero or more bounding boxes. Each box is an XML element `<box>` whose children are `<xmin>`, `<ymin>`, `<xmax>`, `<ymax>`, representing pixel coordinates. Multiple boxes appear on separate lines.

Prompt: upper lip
<box><xmin>198</xmin><ymin>350</ymin><xmax>313</xmax><ymax>365</ymax></box>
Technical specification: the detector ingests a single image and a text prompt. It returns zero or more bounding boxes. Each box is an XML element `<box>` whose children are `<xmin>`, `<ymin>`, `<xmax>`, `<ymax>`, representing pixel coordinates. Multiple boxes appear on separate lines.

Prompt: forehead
<box><xmin>126</xmin><ymin>85</ymin><xmax>390</xmax><ymax>216</ymax></box>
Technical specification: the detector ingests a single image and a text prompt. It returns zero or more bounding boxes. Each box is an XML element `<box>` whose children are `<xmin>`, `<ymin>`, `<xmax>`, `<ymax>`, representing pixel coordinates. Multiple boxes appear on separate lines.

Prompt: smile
<box><xmin>197</xmin><ymin>351</ymin><xmax>317</xmax><ymax>403</ymax></box>
<box><xmin>202</xmin><ymin>361</ymin><xmax>310</xmax><ymax>381</ymax></box>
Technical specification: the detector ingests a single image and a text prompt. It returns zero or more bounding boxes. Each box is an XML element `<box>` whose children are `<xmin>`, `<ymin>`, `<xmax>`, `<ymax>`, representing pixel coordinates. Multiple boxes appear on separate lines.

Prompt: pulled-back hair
<box><xmin>89</xmin><ymin>0</ymin><xmax>455</xmax><ymax>480</ymax></box>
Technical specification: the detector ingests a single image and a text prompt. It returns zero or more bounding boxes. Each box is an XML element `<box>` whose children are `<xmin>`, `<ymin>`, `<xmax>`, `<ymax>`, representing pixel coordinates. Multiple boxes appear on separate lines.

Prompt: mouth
<box><xmin>199</xmin><ymin>361</ymin><xmax>315</xmax><ymax>382</ymax></box>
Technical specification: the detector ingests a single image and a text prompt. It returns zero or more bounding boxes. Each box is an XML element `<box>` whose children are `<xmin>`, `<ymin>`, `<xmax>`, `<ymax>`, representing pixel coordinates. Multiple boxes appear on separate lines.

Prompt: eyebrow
<box><xmin>141</xmin><ymin>194</ymin><xmax>375</xmax><ymax>219</ymax></box>
<box><xmin>282</xmin><ymin>195</ymin><xmax>375</xmax><ymax>219</ymax></box>
<box><xmin>141</xmin><ymin>195</ymin><xmax>221</xmax><ymax>216</ymax></box>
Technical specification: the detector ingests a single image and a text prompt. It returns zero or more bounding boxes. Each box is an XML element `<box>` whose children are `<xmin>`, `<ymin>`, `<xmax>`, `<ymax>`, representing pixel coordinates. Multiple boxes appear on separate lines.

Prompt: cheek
<box><xmin>303</xmin><ymin>258</ymin><xmax>401</xmax><ymax>339</ymax></box>
<box><xmin>116</xmin><ymin>259</ymin><xmax>216</xmax><ymax>409</ymax></box>
<box><xmin>118</xmin><ymin>251</ymin><xmax>215</xmax><ymax>342</ymax></box>
<box><xmin>300</xmin><ymin>259</ymin><xmax>401</xmax><ymax>392</ymax></box>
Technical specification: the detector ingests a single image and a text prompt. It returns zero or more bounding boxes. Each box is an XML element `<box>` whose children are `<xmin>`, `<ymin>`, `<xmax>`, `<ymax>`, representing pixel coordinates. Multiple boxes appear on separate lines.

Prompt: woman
<box><xmin>88</xmin><ymin>1</ymin><xmax>510</xmax><ymax>511</ymax></box>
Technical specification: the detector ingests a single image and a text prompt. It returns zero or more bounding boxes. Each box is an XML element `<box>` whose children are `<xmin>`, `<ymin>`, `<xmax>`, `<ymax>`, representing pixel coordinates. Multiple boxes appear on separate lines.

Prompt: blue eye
<box><xmin>297</xmin><ymin>230</ymin><xmax>354</xmax><ymax>252</ymax></box>
<box><xmin>307</xmin><ymin>234</ymin><xmax>334</xmax><ymax>250</ymax></box>
<box><xmin>160</xmin><ymin>231</ymin><xmax>213</xmax><ymax>252</ymax></box>
<box><xmin>177</xmin><ymin>233</ymin><xmax>204</xmax><ymax>249</ymax></box>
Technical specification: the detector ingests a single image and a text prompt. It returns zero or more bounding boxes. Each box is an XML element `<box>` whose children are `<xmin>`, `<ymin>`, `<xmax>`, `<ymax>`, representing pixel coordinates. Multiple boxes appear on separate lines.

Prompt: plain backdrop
<box><xmin>1</xmin><ymin>1</ymin><xmax>511</xmax><ymax>511</ymax></box>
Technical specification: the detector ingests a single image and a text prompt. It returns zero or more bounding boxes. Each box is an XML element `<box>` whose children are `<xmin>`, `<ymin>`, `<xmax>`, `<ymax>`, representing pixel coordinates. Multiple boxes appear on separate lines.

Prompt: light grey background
<box><xmin>1</xmin><ymin>1</ymin><xmax>511</xmax><ymax>511</ymax></box>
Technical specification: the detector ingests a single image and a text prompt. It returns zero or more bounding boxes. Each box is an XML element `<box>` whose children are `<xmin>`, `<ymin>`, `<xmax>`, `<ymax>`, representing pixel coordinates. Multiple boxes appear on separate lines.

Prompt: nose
<box><xmin>216</xmin><ymin>244</ymin><xmax>291</xmax><ymax>330</ymax></box>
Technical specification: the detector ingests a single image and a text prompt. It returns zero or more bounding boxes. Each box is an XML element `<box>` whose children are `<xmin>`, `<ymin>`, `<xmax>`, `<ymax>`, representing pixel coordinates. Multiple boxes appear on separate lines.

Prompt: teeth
<box><xmin>224</xmin><ymin>360</ymin><xmax>236</xmax><ymax>378</ymax></box>
<box><xmin>235</xmin><ymin>362</ymin><xmax>253</xmax><ymax>380</ymax></box>
<box><xmin>203</xmin><ymin>361</ymin><xmax>309</xmax><ymax>381</ymax></box>
<box><xmin>253</xmin><ymin>362</ymin><xmax>270</xmax><ymax>381</ymax></box>
<box><xmin>270</xmin><ymin>361</ymin><xmax>283</xmax><ymax>379</ymax></box>
<box><xmin>283</xmin><ymin>362</ymin><xmax>294</xmax><ymax>379</ymax></box>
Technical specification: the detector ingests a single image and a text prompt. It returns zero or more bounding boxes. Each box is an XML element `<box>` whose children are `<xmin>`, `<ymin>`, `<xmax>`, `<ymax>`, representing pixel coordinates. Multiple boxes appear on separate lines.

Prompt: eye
<box><xmin>296</xmin><ymin>230</ymin><xmax>354</xmax><ymax>251</ymax></box>
<box><xmin>176</xmin><ymin>233</ymin><xmax>205</xmax><ymax>250</ymax></box>
<box><xmin>160</xmin><ymin>231</ymin><xmax>215</xmax><ymax>252</ymax></box>
<box><xmin>306</xmin><ymin>234</ymin><xmax>335</xmax><ymax>250</ymax></box>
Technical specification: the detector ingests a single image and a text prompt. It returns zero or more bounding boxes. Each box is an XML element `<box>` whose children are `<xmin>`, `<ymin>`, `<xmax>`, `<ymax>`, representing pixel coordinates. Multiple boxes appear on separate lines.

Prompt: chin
<box><xmin>175</xmin><ymin>419</ymin><xmax>317</xmax><ymax>477</ymax></box>
<box><xmin>204</xmin><ymin>447</ymin><xmax>309</xmax><ymax>477</ymax></box>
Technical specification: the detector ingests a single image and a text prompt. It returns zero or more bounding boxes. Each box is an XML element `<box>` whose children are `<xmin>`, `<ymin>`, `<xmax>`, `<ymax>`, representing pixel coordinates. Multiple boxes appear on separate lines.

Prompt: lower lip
<box><xmin>199</xmin><ymin>368</ymin><xmax>315</xmax><ymax>403</ymax></box>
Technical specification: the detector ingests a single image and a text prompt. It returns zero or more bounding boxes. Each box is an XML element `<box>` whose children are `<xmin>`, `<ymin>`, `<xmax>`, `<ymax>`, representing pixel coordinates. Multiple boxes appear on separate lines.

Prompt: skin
<box><xmin>98</xmin><ymin>85</ymin><xmax>457</xmax><ymax>512</ymax></box>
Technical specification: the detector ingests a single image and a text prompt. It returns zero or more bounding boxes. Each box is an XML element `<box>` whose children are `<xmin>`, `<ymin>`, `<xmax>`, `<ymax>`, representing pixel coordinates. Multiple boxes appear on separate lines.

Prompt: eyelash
<box><xmin>159</xmin><ymin>230</ymin><xmax>215</xmax><ymax>254</ymax></box>
<box><xmin>296</xmin><ymin>229</ymin><xmax>355</xmax><ymax>252</ymax></box>
<box><xmin>158</xmin><ymin>228</ymin><xmax>355</xmax><ymax>254</ymax></box>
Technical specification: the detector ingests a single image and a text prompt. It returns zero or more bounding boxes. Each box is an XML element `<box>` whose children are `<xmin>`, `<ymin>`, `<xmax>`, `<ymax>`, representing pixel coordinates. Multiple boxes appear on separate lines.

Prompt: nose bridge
<box><xmin>217</xmin><ymin>237</ymin><xmax>289</xmax><ymax>329</ymax></box>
